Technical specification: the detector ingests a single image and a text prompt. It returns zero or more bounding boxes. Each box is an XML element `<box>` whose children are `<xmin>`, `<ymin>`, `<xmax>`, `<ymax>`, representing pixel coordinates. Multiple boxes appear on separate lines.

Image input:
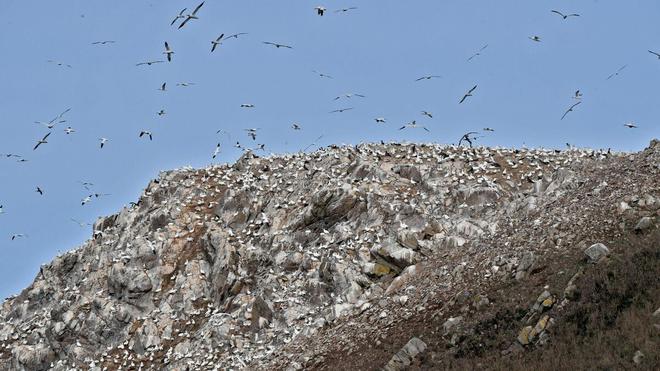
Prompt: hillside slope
<box><xmin>1</xmin><ymin>141</ymin><xmax>658</xmax><ymax>370</ymax></box>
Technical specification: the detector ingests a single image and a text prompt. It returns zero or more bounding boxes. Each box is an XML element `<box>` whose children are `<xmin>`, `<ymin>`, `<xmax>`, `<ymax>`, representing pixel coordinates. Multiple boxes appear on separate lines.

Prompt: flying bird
<box><xmin>606</xmin><ymin>64</ymin><xmax>627</xmax><ymax>80</ymax></box>
<box><xmin>163</xmin><ymin>42</ymin><xmax>174</xmax><ymax>62</ymax></box>
<box><xmin>623</xmin><ymin>122</ymin><xmax>638</xmax><ymax>128</ymax></box>
<box><xmin>78</xmin><ymin>181</ymin><xmax>94</xmax><ymax>190</ymax></box>
<box><xmin>467</xmin><ymin>44</ymin><xmax>489</xmax><ymax>61</ymax></box>
<box><xmin>333</xmin><ymin>93</ymin><xmax>365</xmax><ymax>100</ymax></box>
<box><xmin>176</xmin><ymin>82</ymin><xmax>195</xmax><ymax>87</ymax></box>
<box><xmin>64</xmin><ymin>127</ymin><xmax>75</xmax><ymax>135</ymax></box>
<box><xmin>459</xmin><ymin>85</ymin><xmax>478</xmax><ymax>104</ymax></box>
<box><xmin>91</xmin><ymin>40</ymin><xmax>115</xmax><ymax>45</ymax></box>
<box><xmin>483</xmin><ymin>127</ymin><xmax>495</xmax><ymax>132</ymax></box>
<box><xmin>2</xmin><ymin>154</ymin><xmax>21</xmax><ymax>159</ymax></box>
<box><xmin>245</xmin><ymin>128</ymin><xmax>259</xmax><ymax>140</ymax></box>
<box><xmin>211</xmin><ymin>34</ymin><xmax>225</xmax><ymax>52</ymax></box>
<box><xmin>458</xmin><ymin>132</ymin><xmax>479</xmax><ymax>147</ymax></box>
<box><xmin>263</xmin><ymin>41</ymin><xmax>293</xmax><ymax>49</ymax></box>
<box><xmin>99</xmin><ymin>138</ymin><xmax>108</xmax><ymax>148</ymax></box>
<box><xmin>551</xmin><ymin>10</ymin><xmax>580</xmax><ymax>19</ymax></box>
<box><xmin>36</xmin><ymin>187</ymin><xmax>44</xmax><ymax>195</ymax></box>
<box><xmin>240</xmin><ymin>103</ymin><xmax>255</xmax><ymax>108</ymax></box>
<box><xmin>170</xmin><ymin>8</ymin><xmax>187</xmax><ymax>26</ymax></box>
<box><xmin>648</xmin><ymin>50</ymin><xmax>660</xmax><ymax>59</ymax></box>
<box><xmin>212</xmin><ymin>143</ymin><xmax>221</xmax><ymax>159</ymax></box>
<box><xmin>329</xmin><ymin>107</ymin><xmax>353</xmax><ymax>113</ymax></box>
<box><xmin>11</xmin><ymin>234</ymin><xmax>27</xmax><ymax>241</ymax></box>
<box><xmin>374</xmin><ymin>117</ymin><xmax>386</xmax><ymax>124</ymax></box>
<box><xmin>158</xmin><ymin>82</ymin><xmax>167</xmax><ymax>91</ymax></box>
<box><xmin>529</xmin><ymin>36</ymin><xmax>541</xmax><ymax>42</ymax></box>
<box><xmin>314</xmin><ymin>6</ymin><xmax>326</xmax><ymax>16</ymax></box>
<box><xmin>399</xmin><ymin>120</ymin><xmax>429</xmax><ymax>132</ymax></box>
<box><xmin>136</xmin><ymin>60</ymin><xmax>164</xmax><ymax>66</ymax></box>
<box><xmin>573</xmin><ymin>90</ymin><xmax>583</xmax><ymax>100</ymax></box>
<box><xmin>561</xmin><ymin>101</ymin><xmax>582</xmax><ymax>120</ymax></box>
<box><xmin>34</xmin><ymin>108</ymin><xmax>71</xmax><ymax>129</ymax></box>
<box><xmin>47</xmin><ymin>60</ymin><xmax>72</xmax><ymax>68</ymax></box>
<box><xmin>33</xmin><ymin>132</ymin><xmax>51</xmax><ymax>150</ymax></box>
<box><xmin>312</xmin><ymin>70</ymin><xmax>333</xmax><ymax>79</ymax></box>
<box><xmin>139</xmin><ymin>131</ymin><xmax>153</xmax><ymax>140</ymax></box>
<box><xmin>421</xmin><ymin>111</ymin><xmax>433</xmax><ymax>119</ymax></box>
<box><xmin>157</xmin><ymin>109</ymin><xmax>166</xmax><ymax>116</ymax></box>
<box><xmin>415</xmin><ymin>75</ymin><xmax>441</xmax><ymax>81</ymax></box>
<box><xmin>178</xmin><ymin>2</ymin><xmax>204</xmax><ymax>29</ymax></box>
<box><xmin>224</xmin><ymin>33</ymin><xmax>248</xmax><ymax>39</ymax></box>
<box><xmin>291</xmin><ymin>123</ymin><xmax>301</xmax><ymax>130</ymax></box>
<box><xmin>335</xmin><ymin>7</ymin><xmax>358</xmax><ymax>13</ymax></box>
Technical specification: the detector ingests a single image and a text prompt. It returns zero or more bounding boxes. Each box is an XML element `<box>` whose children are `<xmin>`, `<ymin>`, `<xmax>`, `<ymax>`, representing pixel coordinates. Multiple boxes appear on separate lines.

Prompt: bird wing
<box><xmin>192</xmin><ymin>2</ymin><xmax>204</xmax><ymax>15</ymax></box>
<box><xmin>164</xmin><ymin>42</ymin><xmax>171</xmax><ymax>51</ymax></box>
<box><xmin>399</xmin><ymin>126</ymin><xmax>406</xmax><ymax>130</ymax></box>
<box><xmin>551</xmin><ymin>10</ymin><xmax>565</xmax><ymax>17</ymax></box>
<box><xmin>42</xmin><ymin>132</ymin><xmax>51</xmax><ymax>141</ymax></box>
<box><xmin>459</xmin><ymin>94</ymin><xmax>468</xmax><ymax>104</ymax></box>
<box><xmin>468</xmin><ymin>85</ymin><xmax>478</xmax><ymax>94</ymax></box>
<box><xmin>568</xmin><ymin>14</ymin><xmax>580</xmax><ymax>17</ymax></box>
<box><xmin>649</xmin><ymin>50</ymin><xmax>660</xmax><ymax>57</ymax></box>
<box><xmin>178</xmin><ymin>17</ymin><xmax>191</xmax><ymax>29</ymax></box>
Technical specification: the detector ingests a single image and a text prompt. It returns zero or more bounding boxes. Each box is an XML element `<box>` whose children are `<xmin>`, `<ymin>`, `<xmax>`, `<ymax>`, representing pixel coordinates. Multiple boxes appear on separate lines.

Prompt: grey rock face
<box><xmin>1</xmin><ymin>141</ymin><xmax>651</xmax><ymax>370</ymax></box>
<box><xmin>382</xmin><ymin>337</ymin><xmax>427</xmax><ymax>371</ymax></box>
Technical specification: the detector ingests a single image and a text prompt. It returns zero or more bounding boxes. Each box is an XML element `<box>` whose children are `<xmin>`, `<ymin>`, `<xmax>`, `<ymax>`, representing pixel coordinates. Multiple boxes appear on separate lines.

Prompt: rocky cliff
<box><xmin>1</xmin><ymin>141</ymin><xmax>658</xmax><ymax>370</ymax></box>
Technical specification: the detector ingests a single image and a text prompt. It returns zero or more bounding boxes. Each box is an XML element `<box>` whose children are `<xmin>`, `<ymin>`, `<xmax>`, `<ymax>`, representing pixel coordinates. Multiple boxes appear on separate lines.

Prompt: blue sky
<box><xmin>0</xmin><ymin>0</ymin><xmax>658</xmax><ymax>298</ymax></box>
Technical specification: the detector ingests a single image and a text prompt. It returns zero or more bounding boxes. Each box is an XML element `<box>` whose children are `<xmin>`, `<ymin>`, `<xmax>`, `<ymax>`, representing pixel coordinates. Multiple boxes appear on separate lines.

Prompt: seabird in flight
<box><xmin>459</xmin><ymin>85</ymin><xmax>478</xmax><ymax>104</ymax></box>
<box><xmin>335</xmin><ymin>7</ymin><xmax>357</xmax><ymax>13</ymax></box>
<box><xmin>329</xmin><ymin>107</ymin><xmax>353</xmax><ymax>113</ymax></box>
<box><xmin>529</xmin><ymin>36</ymin><xmax>541</xmax><ymax>42</ymax></box>
<box><xmin>421</xmin><ymin>111</ymin><xmax>433</xmax><ymax>119</ymax></box>
<box><xmin>178</xmin><ymin>2</ymin><xmax>204</xmax><ymax>29</ymax></box>
<box><xmin>139</xmin><ymin>131</ymin><xmax>153</xmax><ymax>140</ymax></box>
<box><xmin>33</xmin><ymin>132</ymin><xmax>51</xmax><ymax>150</ymax></box>
<box><xmin>263</xmin><ymin>41</ymin><xmax>293</xmax><ymax>49</ymax></box>
<box><xmin>551</xmin><ymin>10</ymin><xmax>580</xmax><ymax>19</ymax></box>
<box><xmin>212</xmin><ymin>143</ymin><xmax>221</xmax><ymax>159</ymax></box>
<box><xmin>36</xmin><ymin>187</ymin><xmax>44</xmax><ymax>195</ymax></box>
<box><xmin>99</xmin><ymin>138</ymin><xmax>108</xmax><ymax>148</ymax></box>
<box><xmin>649</xmin><ymin>50</ymin><xmax>660</xmax><ymax>59</ymax></box>
<box><xmin>312</xmin><ymin>70</ymin><xmax>333</xmax><ymax>79</ymax></box>
<box><xmin>211</xmin><ymin>34</ymin><xmax>225</xmax><ymax>52</ymax></box>
<box><xmin>606</xmin><ymin>64</ymin><xmax>627</xmax><ymax>80</ymax></box>
<box><xmin>467</xmin><ymin>44</ymin><xmax>489</xmax><ymax>61</ymax></box>
<box><xmin>374</xmin><ymin>117</ymin><xmax>386</xmax><ymax>124</ymax></box>
<box><xmin>163</xmin><ymin>42</ymin><xmax>174</xmax><ymax>62</ymax></box>
<box><xmin>11</xmin><ymin>234</ymin><xmax>27</xmax><ymax>241</ymax></box>
<box><xmin>333</xmin><ymin>93</ymin><xmax>365</xmax><ymax>100</ymax></box>
<box><xmin>158</xmin><ymin>82</ymin><xmax>167</xmax><ymax>91</ymax></box>
<box><xmin>314</xmin><ymin>6</ymin><xmax>326</xmax><ymax>16</ymax></box>
<box><xmin>291</xmin><ymin>123</ymin><xmax>302</xmax><ymax>130</ymax></box>
<box><xmin>561</xmin><ymin>101</ymin><xmax>582</xmax><ymax>120</ymax></box>
<box><xmin>245</xmin><ymin>128</ymin><xmax>259</xmax><ymax>140</ymax></box>
<box><xmin>91</xmin><ymin>40</ymin><xmax>115</xmax><ymax>45</ymax></box>
<box><xmin>64</xmin><ymin>127</ymin><xmax>75</xmax><ymax>135</ymax></box>
<box><xmin>399</xmin><ymin>120</ymin><xmax>429</xmax><ymax>132</ymax></box>
<box><xmin>136</xmin><ymin>60</ymin><xmax>165</xmax><ymax>66</ymax></box>
<box><xmin>240</xmin><ymin>103</ymin><xmax>255</xmax><ymax>108</ymax></box>
<box><xmin>623</xmin><ymin>122</ymin><xmax>638</xmax><ymax>128</ymax></box>
<box><xmin>170</xmin><ymin>8</ymin><xmax>187</xmax><ymax>26</ymax></box>
<box><xmin>415</xmin><ymin>75</ymin><xmax>441</xmax><ymax>81</ymax></box>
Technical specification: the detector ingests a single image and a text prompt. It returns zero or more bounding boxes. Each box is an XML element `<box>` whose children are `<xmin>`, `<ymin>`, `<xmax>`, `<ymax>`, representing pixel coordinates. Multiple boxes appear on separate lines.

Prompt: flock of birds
<box><xmin>0</xmin><ymin>4</ymin><xmax>655</xmax><ymax>242</ymax></box>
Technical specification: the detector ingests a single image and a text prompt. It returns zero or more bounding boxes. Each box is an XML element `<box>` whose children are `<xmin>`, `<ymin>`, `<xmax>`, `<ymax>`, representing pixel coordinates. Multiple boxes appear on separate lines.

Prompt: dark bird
<box><xmin>459</xmin><ymin>85</ymin><xmax>478</xmax><ymax>104</ymax></box>
<box><xmin>11</xmin><ymin>234</ymin><xmax>27</xmax><ymax>241</ymax></box>
<box><xmin>178</xmin><ymin>2</ymin><xmax>204</xmax><ymax>29</ymax></box>
<box><xmin>551</xmin><ymin>10</ymin><xmax>580</xmax><ymax>19</ymax></box>
<box><xmin>483</xmin><ymin>127</ymin><xmax>495</xmax><ymax>132</ymax></box>
<box><xmin>561</xmin><ymin>101</ymin><xmax>582</xmax><ymax>120</ymax></box>
<box><xmin>158</xmin><ymin>82</ymin><xmax>167</xmax><ymax>91</ymax></box>
<box><xmin>335</xmin><ymin>7</ymin><xmax>357</xmax><ymax>13</ymax></box>
<box><xmin>176</xmin><ymin>82</ymin><xmax>195</xmax><ymax>87</ymax></box>
<box><xmin>606</xmin><ymin>64</ymin><xmax>627</xmax><ymax>80</ymax></box>
<box><xmin>170</xmin><ymin>8</ymin><xmax>187</xmax><ymax>26</ymax></box>
<box><xmin>33</xmin><ymin>132</ymin><xmax>51</xmax><ymax>150</ymax></box>
<box><xmin>648</xmin><ymin>50</ymin><xmax>660</xmax><ymax>59</ymax></box>
<box><xmin>329</xmin><ymin>107</ymin><xmax>353</xmax><ymax>113</ymax></box>
<box><xmin>458</xmin><ymin>132</ymin><xmax>479</xmax><ymax>147</ymax></box>
<box><xmin>312</xmin><ymin>70</ymin><xmax>333</xmax><ymax>79</ymax></box>
<box><xmin>157</xmin><ymin>109</ymin><xmax>166</xmax><ymax>116</ymax></box>
<box><xmin>421</xmin><ymin>111</ymin><xmax>433</xmax><ymax>119</ymax></box>
<box><xmin>245</xmin><ymin>128</ymin><xmax>259</xmax><ymax>140</ymax></box>
<box><xmin>573</xmin><ymin>90</ymin><xmax>583</xmax><ymax>100</ymax></box>
<box><xmin>163</xmin><ymin>42</ymin><xmax>174</xmax><ymax>62</ymax></box>
<box><xmin>139</xmin><ymin>131</ymin><xmax>153</xmax><ymax>140</ymax></box>
<box><xmin>623</xmin><ymin>122</ymin><xmax>638</xmax><ymax>128</ymax></box>
<box><xmin>467</xmin><ymin>44</ymin><xmax>488</xmax><ymax>61</ymax></box>
<box><xmin>374</xmin><ymin>117</ymin><xmax>386</xmax><ymax>124</ymax></box>
<box><xmin>136</xmin><ymin>60</ymin><xmax>164</xmax><ymax>66</ymax></box>
<box><xmin>529</xmin><ymin>36</ymin><xmax>541</xmax><ymax>42</ymax></box>
<box><xmin>47</xmin><ymin>60</ymin><xmax>72</xmax><ymax>68</ymax></box>
<box><xmin>291</xmin><ymin>123</ymin><xmax>302</xmax><ymax>130</ymax></box>
<box><xmin>415</xmin><ymin>75</ymin><xmax>441</xmax><ymax>81</ymax></box>
<box><xmin>399</xmin><ymin>120</ymin><xmax>429</xmax><ymax>132</ymax></box>
<box><xmin>263</xmin><ymin>41</ymin><xmax>292</xmax><ymax>49</ymax></box>
<box><xmin>36</xmin><ymin>187</ymin><xmax>44</xmax><ymax>195</ymax></box>
<box><xmin>314</xmin><ymin>6</ymin><xmax>326</xmax><ymax>16</ymax></box>
<box><xmin>211</xmin><ymin>34</ymin><xmax>225</xmax><ymax>52</ymax></box>
<box><xmin>91</xmin><ymin>40</ymin><xmax>115</xmax><ymax>45</ymax></box>
<box><xmin>240</xmin><ymin>103</ymin><xmax>255</xmax><ymax>108</ymax></box>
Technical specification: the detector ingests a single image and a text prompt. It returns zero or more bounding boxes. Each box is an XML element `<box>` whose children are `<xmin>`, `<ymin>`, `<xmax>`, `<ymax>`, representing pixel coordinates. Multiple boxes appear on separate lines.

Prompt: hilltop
<box><xmin>1</xmin><ymin>140</ymin><xmax>658</xmax><ymax>370</ymax></box>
